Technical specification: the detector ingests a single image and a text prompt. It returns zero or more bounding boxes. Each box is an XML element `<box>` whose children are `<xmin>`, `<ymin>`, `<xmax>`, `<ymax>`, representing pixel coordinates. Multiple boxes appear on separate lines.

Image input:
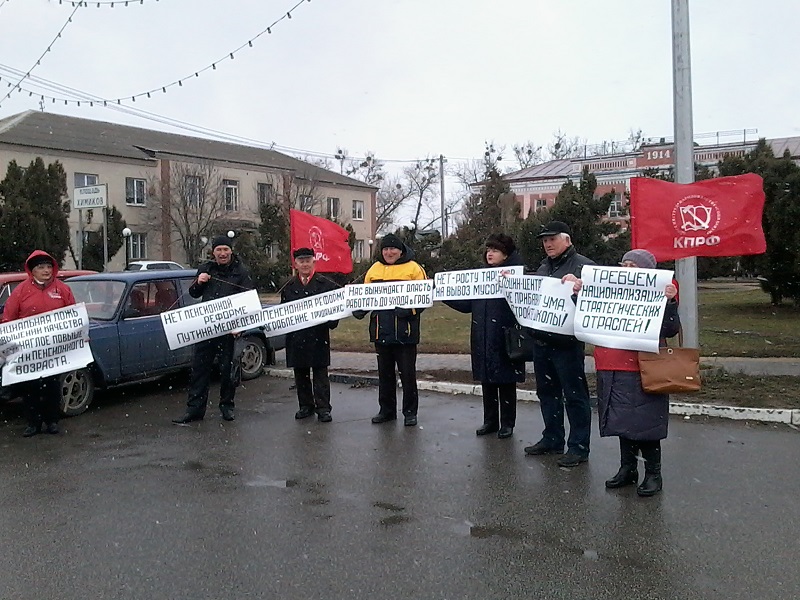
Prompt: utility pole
<box><xmin>439</xmin><ymin>154</ymin><xmax>447</xmax><ymax>238</ymax></box>
<box><xmin>671</xmin><ymin>0</ymin><xmax>699</xmax><ymax>348</ymax></box>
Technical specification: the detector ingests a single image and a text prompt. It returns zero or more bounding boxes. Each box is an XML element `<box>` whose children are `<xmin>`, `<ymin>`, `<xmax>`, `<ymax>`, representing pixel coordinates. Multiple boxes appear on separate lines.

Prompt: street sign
<box><xmin>73</xmin><ymin>184</ymin><xmax>108</xmax><ymax>209</ymax></box>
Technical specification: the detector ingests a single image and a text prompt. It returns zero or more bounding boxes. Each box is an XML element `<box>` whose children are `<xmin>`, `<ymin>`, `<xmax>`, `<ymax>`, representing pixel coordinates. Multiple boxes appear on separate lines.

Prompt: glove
<box><xmin>394</xmin><ymin>307</ymin><xmax>414</xmax><ymax>318</ymax></box>
<box><xmin>352</xmin><ymin>310</ymin><xmax>367</xmax><ymax>320</ymax></box>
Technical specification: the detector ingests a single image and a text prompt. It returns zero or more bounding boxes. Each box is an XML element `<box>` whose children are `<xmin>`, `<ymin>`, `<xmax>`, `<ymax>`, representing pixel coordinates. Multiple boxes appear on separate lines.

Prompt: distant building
<box><xmin>472</xmin><ymin>133</ymin><xmax>800</xmax><ymax>228</ymax></box>
<box><xmin>0</xmin><ymin>111</ymin><xmax>377</xmax><ymax>268</ymax></box>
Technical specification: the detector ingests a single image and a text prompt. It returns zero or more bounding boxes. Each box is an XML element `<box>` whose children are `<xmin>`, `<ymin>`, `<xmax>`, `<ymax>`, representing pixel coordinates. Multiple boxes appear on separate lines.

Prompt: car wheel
<box><xmin>60</xmin><ymin>368</ymin><xmax>95</xmax><ymax>416</ymax></box>
<box><xmin>240</xmin><ymin>336</ymin><xmax>266</xmax><ymax>380</ymax></box>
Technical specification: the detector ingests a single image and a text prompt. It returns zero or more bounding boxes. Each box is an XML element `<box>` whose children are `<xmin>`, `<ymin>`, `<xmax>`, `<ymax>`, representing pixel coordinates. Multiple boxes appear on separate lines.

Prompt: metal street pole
<box><xmin>671</xmin><ymin>0</ymin><xmax>699</xmax><ymax>348</ymax></box>
<box><xmin>439</xmin><ymin>154</ymin><xmax>447</xmax><ymax>238</ymax></box>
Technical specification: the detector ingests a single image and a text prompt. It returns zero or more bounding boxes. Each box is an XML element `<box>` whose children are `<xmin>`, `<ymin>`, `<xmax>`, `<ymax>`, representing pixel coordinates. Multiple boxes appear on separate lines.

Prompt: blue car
<box><xmin>1</xmin><ymin>270</ymin><xmax>278</xmax><ymax>417</ymax></box>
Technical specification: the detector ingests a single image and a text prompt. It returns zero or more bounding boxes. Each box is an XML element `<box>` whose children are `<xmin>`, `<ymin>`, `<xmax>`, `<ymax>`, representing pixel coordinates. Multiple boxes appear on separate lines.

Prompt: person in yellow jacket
<box><xmin>353</xmin><ymin>234</ymin><xmax>427</xmax><ymax>426</ymax></box>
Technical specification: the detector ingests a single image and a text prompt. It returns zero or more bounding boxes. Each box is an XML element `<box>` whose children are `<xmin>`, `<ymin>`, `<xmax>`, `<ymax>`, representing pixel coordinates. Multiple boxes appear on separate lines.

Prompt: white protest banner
<box><xmin>345</xmin><ymin>280</ymin><xmax>434</xmax><ymax>311</ymax></box>
<box><xmin>258</xmin><ymin>287</ymin><xmax>351</xmax><ymax>338</ymax></box>
<box><xmin>0</xmin><ymin>303</ymin><xmax>92</xmax><ymax>385</ymax></box>
<box><xmin>500</xmin><ymin>275</ymin><xmax>575</xmax><ymax>335</ymax></box>
<box><xmin>432</xmin><ymin>266</ymin><xmax>524</xmax><ymax>301</ymax></box>
<box><xmin>574</xmin><ymin>265</ymin><xmax>674</xmax><ymax>353</ymax></box>
<box><xmin>160</xmin><ymin>289</ymin><xmax>262</xmax><ymax>350</ymax></box>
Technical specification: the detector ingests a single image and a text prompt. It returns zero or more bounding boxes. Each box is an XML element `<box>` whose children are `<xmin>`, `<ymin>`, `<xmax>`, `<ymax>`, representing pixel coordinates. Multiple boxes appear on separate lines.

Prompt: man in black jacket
<box><xmin>173</xmin><ymin>234</ymin><xmax>254</xmax><ymax>424</ymax></box>
<box><xmin>524</xmin><ymin>221</ymin><xmax>596</xmax><ymax>467</ymax></box>
<box><xmin>281</xmin><ymin>248</ymin><xmax>339</xmax><ymax>423</ymax></box>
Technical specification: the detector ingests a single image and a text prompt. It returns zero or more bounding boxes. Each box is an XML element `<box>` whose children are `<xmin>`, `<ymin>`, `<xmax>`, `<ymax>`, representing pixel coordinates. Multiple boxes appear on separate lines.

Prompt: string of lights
<box><xmin>53</xmin><ymin>0</ymin><xmax>159</xmax><ymax>6</ymax></box>
<box><xmin>0</xmin><ymin>62</ymin><xmax>435</xmax><ymax>167</ymax></box>
<box><xmin>0</xmin><ymin>3</ymin><xmax>80</xmax><ymax>106</ymax></box>
<box><xmin>7</xmin><ymin>0</ymin><xmax>312</xmax><ymax>108</ymax></box>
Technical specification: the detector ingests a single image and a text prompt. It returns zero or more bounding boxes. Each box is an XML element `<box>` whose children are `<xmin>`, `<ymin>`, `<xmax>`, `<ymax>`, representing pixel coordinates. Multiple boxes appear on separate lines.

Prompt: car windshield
<box><xmin>68</xmin><ymin>280</ymin><xmax>127</xmax><ymax>320</ymax></box>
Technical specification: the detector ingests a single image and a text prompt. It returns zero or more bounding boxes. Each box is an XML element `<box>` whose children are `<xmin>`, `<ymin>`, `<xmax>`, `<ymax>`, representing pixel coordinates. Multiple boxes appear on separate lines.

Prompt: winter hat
<box><xmin>621</xmin><ymin>249</ymin><xmax>657</xmax><ymax>270</ymax></box>
<box><xmin>27</xmin><ymin>254</ymin><xmax>54</xmax><ymax>269</ymax></box>
<box><xmin>293</xmin><ymin>247</ymin><xmax>315</xmax><ymax>259</ymax></box>
<box><xmin>380</xmin><ymin>234</ymin><xmax>404</xmax><ymax>251</ymax></box>
<box><xmin>485</xmin><ymin>233</ymin><xmax>516</xmax><ymax>257</ymax></box>
<box><xmin>211</xmin><ymin>235</ymin><xmax>233</xmax><ymax>251</ymax></box>
<box><xmin>537</xmin><ymin>221</ymin><xmax>572</xmax><ymax>238</ymax></box>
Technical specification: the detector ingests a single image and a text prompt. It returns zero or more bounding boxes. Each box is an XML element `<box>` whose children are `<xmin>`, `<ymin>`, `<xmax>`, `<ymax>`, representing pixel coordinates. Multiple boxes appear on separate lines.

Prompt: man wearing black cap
<box><xmin>173</xmin><ymin>234</ymin><xmax>253</xmax><ymax>424</ymax></box>
<box><xmin>2</xmin><ymin>250</ymin><xmax>77</xmax><ymax>437</ymax></box>
<box><xmin>524</xmin><ymin>221</ymin><xmax>596</xmax><ymax>467</ymax></box>
<box><xmin>353</xmin><ymin>233</ymin><xmax>427</xmax><ymax>426</ymax></box>
<box><xmin>281</xmin><ymin>247</ymin><xmax>340</xmax><ymax>422</ymax></box>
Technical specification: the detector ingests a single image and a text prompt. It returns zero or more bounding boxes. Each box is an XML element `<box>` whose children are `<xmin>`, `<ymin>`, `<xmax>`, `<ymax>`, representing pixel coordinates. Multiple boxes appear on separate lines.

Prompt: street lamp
<box><xmin>367</xmin><ymin>238</ymin><xmax>374</xmax><ymax>260</ymax></box>
<box><xmin>122</xmin><ymin>227</ymin><xmax>132</xmax><ymax>270</ymax></box>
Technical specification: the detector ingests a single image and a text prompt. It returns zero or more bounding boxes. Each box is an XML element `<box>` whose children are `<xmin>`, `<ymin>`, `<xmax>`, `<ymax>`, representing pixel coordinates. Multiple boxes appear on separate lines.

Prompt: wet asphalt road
<box><xmin>1</xmin><ymin>376</ymin><xmax>799</xmax><ymax>600</ymax></box>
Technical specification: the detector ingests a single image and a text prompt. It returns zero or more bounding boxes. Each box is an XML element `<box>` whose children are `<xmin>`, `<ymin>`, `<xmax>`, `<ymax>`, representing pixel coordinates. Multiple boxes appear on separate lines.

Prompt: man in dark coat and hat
<box><xmin>281</xmin><ymin>247</ymin><xmax>340</xmax><ymax>422</ymax></box>
<box><xmin>173</xmin><ymin>234</ymin><xmax>253</xmax><ymax>424</ymax></box>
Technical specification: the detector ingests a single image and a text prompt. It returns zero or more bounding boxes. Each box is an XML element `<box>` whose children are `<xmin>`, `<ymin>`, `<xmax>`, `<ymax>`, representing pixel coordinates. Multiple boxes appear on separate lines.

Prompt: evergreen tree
<box><xmin>82</xmin><ymin>207</ymin><xmax>127</xmax><ymax>272</ymax></box>
<box><xmin>0</xmin><ymin>158</ymin><xmax>70</xmax><ymax>270</ymax></box>
<box><xmin>517</xmin><ymin>166</ymin><xmax>627</xmax><ymax>269</ymax></box>
<box><xmin>718</xmin><ymin>140</ymin><xmax>800</xmax><ymax>305</ymax></box>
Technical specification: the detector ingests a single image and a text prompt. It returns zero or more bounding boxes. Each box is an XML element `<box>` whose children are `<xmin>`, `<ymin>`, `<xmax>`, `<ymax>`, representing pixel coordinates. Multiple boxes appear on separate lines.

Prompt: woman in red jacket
<box><xmin>564</xmin><ymin>249</ymin><xmax>679</xmax><ymax>497</ymax></box>
<box><xmin>3</xmin><ymin>250</ymin><xmax>76</xmax><ymax>437</ymax></box>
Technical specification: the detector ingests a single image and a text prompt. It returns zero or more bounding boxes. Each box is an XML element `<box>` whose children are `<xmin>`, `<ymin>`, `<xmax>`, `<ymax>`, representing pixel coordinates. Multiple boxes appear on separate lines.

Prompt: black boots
<box><xmin>606</xmin><ymin>439</ymin><xmax>663</xmax><ymax>496</ymax></box>
<box><xmin>637</xmin><ymin>441</ymin><xmax>663</xmax><ymax>497</ymax></box>
<box><xmin>475</xmin><ymin>423</ymin><xmax>499</xmax><ymax>436</ymax></box>
<box><xmin>605</xmin><ymin>438</ymin><xmax>639</xmax><ymax>488</ymax></box>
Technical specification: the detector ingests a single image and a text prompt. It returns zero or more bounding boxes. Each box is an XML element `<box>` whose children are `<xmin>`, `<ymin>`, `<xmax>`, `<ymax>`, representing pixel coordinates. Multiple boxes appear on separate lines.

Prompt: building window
<box><xmin>265</xmin><ymin>242</ymin><xmax>280</xmax><ymax>259</ymax></box>
<box><xmin>608</xmin><ymin>195</ymin><xmax>623</xmax><ymax>218</ymax></box>
<box><xmin>535</xmin><ymin>198</ymin><xmax>548</xmax><ymax>210</ymax></box>
<box><xmin>130</xmin><ymin>233</ymin><xmax>147</xmax><ymax>259</ymax></box>
<box><xmin>74</xmin><ymin>173</ymin><xmax>98</xmax><ymax>188</ymax></box>
<box><xmin>223</xmin><ymin>179</ymin><xmax>239</xmax><ymax>212</ymax></box>
<box><xmin>125</xmin><ymin>178</ymin><xmax>146</xmax><ymax>205</ymax></box>
<box><xmin>258</xmin><ymin>183</ymin><xmax>274</xmax><ymax>207</ymax></box>
<box><xmin>352</xmin><ymin>199</ymin><xmax>364</xmax><ymax>220</ymax></box>
<box><xmin>298</xmin><ymin>194</ymin><xmax>314</xmax><ymax>212</ymax></box>
<box><xmin>184</xmin><ymin>175</ymin><xmax>203</xmax><ymax>207</ymax></box>
<box><xmin>353</xmin><ymin>239</ymin><xmax>365</xmax><ymax>260</ymax></box>
<box><xmin>326</xmin><ymin>197</ymin><xmax>340</xmax><ymax>220</ymax></box>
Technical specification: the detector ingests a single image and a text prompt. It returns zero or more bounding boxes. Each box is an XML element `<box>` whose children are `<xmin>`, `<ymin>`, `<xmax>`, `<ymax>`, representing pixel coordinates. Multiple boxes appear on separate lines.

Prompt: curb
<box><xmin>264</xmin><ymin>368</ymin><xmax>800</xmax><ymax>426</ymax></box>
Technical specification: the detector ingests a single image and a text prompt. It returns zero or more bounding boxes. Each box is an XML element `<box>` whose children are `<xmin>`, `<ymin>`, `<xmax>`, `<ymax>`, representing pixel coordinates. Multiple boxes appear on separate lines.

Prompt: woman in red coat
<box><xmin>564</xmin><ymin>249</ymin><xmax>679</xmax><ymax>497</ymax></box>
<box><xmin>3</xmin><ymin>250</ymin><xmax>76</xmax><ymax>437</ymax></box>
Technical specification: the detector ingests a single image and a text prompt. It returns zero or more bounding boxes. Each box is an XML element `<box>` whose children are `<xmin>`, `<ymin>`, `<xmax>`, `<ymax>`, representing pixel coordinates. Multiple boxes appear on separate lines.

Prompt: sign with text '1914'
<box><xmin>73</xmin><ymin>184</ymin><xmax>108</xmax><ymax>209</ymax></box>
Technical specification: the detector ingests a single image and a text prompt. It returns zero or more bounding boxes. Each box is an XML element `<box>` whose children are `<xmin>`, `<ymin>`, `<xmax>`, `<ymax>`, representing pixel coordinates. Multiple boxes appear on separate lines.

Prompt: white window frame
<box><xmin>130</xmin><ymin>232</ymin><xmax>147</xmax><ymax>260</ymax></box>
<box><xmin>352</xmin><ymin>199</ymin><xmax>364</xmax><ymax>221</ymax></box>
<box><xmin>185</xmin><ymin>175</ymin><xmax>203</xmax><ymax>207</ymax></box>
<box><xmin>535</xmin><ymin>198</ymin><xmax>547</xmax><ymax>211</ymax></box>
<box><xmin>607</xmin><ymin>195</ymin><xmax>623</xmax><ymax>218</ymax></box>
<box><xmin>74</xmin><ymin>173</ymin><xmax>98</xmax><ymax>188</ymax></box>
<box><xmin>125</xmin><ymin>177</ymin><xmax>147</xmax><ymax>206</ymax></box>
<box><xmin>326</xmin><ymin>197</ymin><xmax>340</xmax><ymax>220</ymax></box>
<box><xmin>224</xmin><ymin>179</ymin><xmax>239</xmax><ymax>212</ymax></box>
<box><xmin>353</xmin><ymin>239</ymin><xmax>365</xmax><ymax>260</ymax></box>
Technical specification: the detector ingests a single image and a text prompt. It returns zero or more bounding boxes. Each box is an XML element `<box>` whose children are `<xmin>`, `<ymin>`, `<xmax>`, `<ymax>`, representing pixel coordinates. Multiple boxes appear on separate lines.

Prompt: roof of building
<box><xmin>501</xmin><ymin>159</ymin><xmax>574</xmax><ymax>182</ymax></box>
<box><xmin>0</xmin><ymin>110</ymin><xmax>376</xmax><ymax>191</ymax></box>
<box><xmin>767</xmin><ymin>136</ymin><xmax>800</xmax><ymax>159</ymax></box>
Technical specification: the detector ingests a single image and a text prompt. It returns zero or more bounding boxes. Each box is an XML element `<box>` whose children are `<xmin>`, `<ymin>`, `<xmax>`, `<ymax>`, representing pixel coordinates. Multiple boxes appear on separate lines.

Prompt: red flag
<box><xmin>629</xmin><ymin>174</ymin><xmax>766</xmax><ymax>261</ymax></box>
<box><xmin>289</xmin><ymin>209</ymin><xmax>353</xmax><ymax>273</ymax></box>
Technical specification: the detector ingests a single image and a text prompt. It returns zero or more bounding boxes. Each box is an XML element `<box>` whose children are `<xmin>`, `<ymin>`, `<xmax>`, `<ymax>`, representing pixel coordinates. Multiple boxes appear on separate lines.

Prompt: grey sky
<box><xmin>0</xmin><ymin>0</ymin><xmax>797</xmax><ymax>168</ymax></box>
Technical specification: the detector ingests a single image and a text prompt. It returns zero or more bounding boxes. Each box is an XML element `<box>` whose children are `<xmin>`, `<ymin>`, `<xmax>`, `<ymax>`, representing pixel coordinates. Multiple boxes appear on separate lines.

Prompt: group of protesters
<box><xmin>4</xmin><ymin>221</ymin><xmax>679</xmax><ymax>497</ymax></box>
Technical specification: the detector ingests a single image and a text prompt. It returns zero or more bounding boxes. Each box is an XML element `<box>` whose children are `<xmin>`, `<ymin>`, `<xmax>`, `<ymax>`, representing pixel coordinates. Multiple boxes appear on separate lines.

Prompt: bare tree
<box><xmin>548</xmin><ymin>129</ymin><xmax>587</xmax><ymax>160</ymax></box>
<box><xmin>401</xmin><ymin>158</ymin><xmax>439</xmax><ymax>241</ymax></box>
<box><xmin>512</xmin><ymin>140</ymin><xmax>544</xmax><ymax>169</ymax></box>
<box><xmin>147</xmin><ymin>161</ymin><xmax>225</xmax><ymax>266</ymax></box>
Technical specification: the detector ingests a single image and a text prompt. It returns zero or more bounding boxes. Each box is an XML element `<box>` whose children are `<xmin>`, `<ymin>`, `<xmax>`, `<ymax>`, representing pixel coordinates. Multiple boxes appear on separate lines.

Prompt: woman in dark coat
<box><xmin>444</xmin><ymin>234</ymin><xmax>525</xmax><ymax>439</ymax></box>
<box><xmin>565</xmin><ymin>249</ymin><xmax>679</xmax><ymax>496</ymax></box>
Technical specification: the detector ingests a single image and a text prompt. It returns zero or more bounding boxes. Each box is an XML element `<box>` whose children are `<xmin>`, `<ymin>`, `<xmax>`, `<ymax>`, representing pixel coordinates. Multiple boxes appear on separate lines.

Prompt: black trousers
<box><xmin>481</xmin><ymin>383</ymin><xmax>517</xmax><ymax>429</ymax></box>
<box><xmin>294</xmin><ymin>367</ymin><xmax>331</xmax><ymax>413</ymax></box>
<box><xmin>375</xmin><ymin>344</ymin><xmax>418</xmax><ymax>417</ymax></box>
<box><xmin>21</xmin><ymin>375</ymin><xmax>61</xmax><ymax>427</ymax></box>
<box><xmin>186</xmin><ymin>335</ymin><xmax>240</xmax><ymax>416</ymax></box>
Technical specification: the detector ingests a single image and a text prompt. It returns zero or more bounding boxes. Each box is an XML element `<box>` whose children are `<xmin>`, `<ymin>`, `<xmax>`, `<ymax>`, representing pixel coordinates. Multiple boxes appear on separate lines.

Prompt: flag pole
<box><xmin>671</xmin><ymin>0</ymin><xmax>699</xmax><ymax>348</ymax></box>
